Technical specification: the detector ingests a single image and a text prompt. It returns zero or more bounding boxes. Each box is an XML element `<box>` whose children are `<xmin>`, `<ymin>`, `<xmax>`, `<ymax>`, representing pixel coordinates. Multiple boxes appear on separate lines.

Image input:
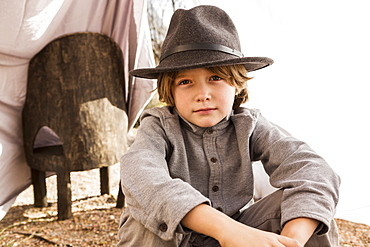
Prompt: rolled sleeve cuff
<box><xmin>281</xmin><ymin>199</ymin><xmax>335</xmax><ymax>236</ymax></box>
<box><xmin>155</xmin><ymin>198</ymin><xmax>210</xmax><ymax>240</ymax></box>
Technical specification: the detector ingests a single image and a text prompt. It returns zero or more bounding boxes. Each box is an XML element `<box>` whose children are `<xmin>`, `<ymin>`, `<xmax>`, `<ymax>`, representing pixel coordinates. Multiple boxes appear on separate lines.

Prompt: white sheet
<box><xmin>0</xmin><ymin>0</ymin><xmax>155</xmax><ymax>220</ymax></box>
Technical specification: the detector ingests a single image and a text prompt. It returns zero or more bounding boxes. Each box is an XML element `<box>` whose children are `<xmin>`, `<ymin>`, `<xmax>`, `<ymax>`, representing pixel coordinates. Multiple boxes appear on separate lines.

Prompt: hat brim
<box><xmin>130</xmin><ymin>55</ymin><xmax>273</xmax><ymax>79</ymax></box>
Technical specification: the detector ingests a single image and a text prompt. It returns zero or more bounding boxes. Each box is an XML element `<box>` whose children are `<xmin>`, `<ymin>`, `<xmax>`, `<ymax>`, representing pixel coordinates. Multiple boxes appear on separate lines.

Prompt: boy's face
<box><xmin>172</xmin><ymin>68</ymin><xmax>236</xmax><ymax>128</ymax></box>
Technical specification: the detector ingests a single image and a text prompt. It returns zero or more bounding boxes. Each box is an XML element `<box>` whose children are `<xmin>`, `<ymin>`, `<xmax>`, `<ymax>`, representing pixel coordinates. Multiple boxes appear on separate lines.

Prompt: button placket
<box><xmin>203</xmin><ymin>127</ymin><xmax>223</xmax><ymax>211</ymax></box>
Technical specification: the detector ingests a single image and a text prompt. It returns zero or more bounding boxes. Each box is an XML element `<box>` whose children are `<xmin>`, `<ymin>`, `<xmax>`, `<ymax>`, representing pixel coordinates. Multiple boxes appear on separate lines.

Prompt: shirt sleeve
<box><xmin>120</xmin><ymin>111</ymin><xmax>210</xmax><ymax>241</ymax></box>
<box><xmin>250</xmin><ymin>112</ymin><xmax>341</xmax><ymax>234</ymax></box>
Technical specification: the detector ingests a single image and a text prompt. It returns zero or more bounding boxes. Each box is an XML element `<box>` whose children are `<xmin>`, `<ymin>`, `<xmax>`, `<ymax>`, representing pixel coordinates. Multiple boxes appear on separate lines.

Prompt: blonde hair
<box><xmin>157</xmin><ymin>64</ymin><xmax>252</xmax><ymax>109</ymax></box>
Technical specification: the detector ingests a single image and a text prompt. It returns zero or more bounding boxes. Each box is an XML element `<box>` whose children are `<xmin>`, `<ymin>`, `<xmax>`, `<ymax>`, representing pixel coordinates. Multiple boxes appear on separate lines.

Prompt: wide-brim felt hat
<box><xmin>130</xmin><ymin>5</ymin><xmax>273</xmax><ymax>79</ymax></box>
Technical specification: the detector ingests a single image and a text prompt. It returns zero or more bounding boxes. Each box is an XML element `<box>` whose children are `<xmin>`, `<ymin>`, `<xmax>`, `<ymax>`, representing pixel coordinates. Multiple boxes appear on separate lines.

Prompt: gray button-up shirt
<box><xmin>120</xmin><ymin>106</ymin><xmax>340</xmax><ymax>241</ymax></box>
<box><xmin>178</xmin><ymin>111</ymin><xmax>245</xmax><ymax>215</ymax></box>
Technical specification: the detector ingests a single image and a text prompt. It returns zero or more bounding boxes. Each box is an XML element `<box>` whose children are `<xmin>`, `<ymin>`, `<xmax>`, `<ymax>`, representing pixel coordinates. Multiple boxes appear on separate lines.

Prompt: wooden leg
<box><xmin>100</xmin><ymin>166</ymin><xmax>110</xmax><ymax>195</ymax></box>
<box><xmin>31</xmin><ymin>168</ymin><xmax>48</xmax><ymax>207</ymax></box>
<box><xmin>57</xmin><ymin>168</ymin><xmax>72</xmax><ymax>220</ymax></box>
<box><xmin>116</xmin><ymin>181</ymin><xmax>125</xmax><ymax>208</ymax></box>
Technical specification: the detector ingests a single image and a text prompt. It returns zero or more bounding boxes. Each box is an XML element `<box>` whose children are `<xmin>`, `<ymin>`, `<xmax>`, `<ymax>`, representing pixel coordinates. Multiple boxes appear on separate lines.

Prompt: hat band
<box><xmin>160</xmin><ymin>43</ymin><xmax>244</xmax><ymax>62</ymax></box>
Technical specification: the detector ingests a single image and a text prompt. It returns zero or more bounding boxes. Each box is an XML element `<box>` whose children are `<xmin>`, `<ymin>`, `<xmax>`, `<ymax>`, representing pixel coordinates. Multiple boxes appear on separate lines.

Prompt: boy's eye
<box><xmin>178</xmin><ymin>80</ymin><xmax>191</xmax><ymax>85</ymax></box>
<box><xmin>210</xmin><ymin>76</ymin><xmax>222</xmax><ymax>81</ymax></box>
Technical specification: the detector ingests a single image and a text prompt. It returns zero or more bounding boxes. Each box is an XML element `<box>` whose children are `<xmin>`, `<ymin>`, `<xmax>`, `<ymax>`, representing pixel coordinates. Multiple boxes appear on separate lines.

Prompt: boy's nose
<box><xmin>195</xmin><ymin>85</ymin><xmax>211</xmax><ymax>102</ymax></box>
<box><xmin>196</xmin><ymin>95</ymin><xmax>210</xmax><ymax>102</ymax></box>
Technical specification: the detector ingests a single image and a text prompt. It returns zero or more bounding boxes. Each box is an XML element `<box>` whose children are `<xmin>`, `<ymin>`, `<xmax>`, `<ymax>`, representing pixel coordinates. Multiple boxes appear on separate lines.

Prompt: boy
<box><xmin>118</xmin><ymin>5</ymin><xmax>340</xmax><ymax>247</ymax></box>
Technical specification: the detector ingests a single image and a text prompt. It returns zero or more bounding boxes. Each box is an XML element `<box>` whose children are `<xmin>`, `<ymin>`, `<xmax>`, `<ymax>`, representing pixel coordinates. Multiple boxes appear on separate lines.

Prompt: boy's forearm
<box><xmin>281</xmin><ymin>217</ymin><xmax>319</xmax><ymax>245</ymax></box>
<box><xmin>181</xmin><ymin>203</ymin><xmax>234</xmax><ymax>241</ymax></box>
<box><xmin>181</xmin><ymin>204</ymin><xmax>304</xmax><ymax>247</ymax></box>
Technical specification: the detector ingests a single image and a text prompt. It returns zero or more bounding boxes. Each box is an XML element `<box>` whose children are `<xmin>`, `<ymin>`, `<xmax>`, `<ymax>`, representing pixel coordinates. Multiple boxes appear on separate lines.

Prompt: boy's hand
<box><xmin>217</xmin><ymin>219</ymin><xmax>302</xmax><ymax>247</ymax></box>
<box><xmin>182</xmin><ymin>204</ymin><xmax>307</xmax><ymax>247</ymax></box>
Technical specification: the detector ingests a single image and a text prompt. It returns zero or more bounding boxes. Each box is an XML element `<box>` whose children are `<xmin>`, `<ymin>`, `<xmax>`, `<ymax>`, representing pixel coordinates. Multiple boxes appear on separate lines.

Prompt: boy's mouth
<box><xmin>194</xmin><ymin>108</ymin><xmax>216</xmax><ymax>113</ymax></box>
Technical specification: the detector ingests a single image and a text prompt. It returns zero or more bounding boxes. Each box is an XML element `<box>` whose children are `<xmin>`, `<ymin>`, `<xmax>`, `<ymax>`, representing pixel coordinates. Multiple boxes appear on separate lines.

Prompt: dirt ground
<box><xmin>1</xmin><ymin>166</ymin><xmax>369</xmax><ymax>246</ymax></box>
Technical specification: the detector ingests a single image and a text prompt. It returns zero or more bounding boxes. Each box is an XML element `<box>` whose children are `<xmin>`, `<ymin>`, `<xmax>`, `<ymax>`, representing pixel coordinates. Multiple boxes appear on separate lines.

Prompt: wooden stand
<box><xmin>23</xmin><ymin>32</ymin><xmax>128</xmax><ymax>220</ymax></box>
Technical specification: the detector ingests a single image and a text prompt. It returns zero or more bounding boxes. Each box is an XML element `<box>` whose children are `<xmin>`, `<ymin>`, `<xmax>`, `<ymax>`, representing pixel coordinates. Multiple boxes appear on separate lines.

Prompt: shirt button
<box><xmin>207</xmin><ymin>129</ymin><xmax>213</xmax><ymax>134</ymax></box>
<box><xmin>210</xmin><ymin>157</ymin><xmax>217</xmax><ymax>163</ymax></box>
<box><xmin>212</xmin><ymin>185</ymin><xmax>219</xmax><ymax>192</ymax></box>
<box><xmin>159</xmin><ymin>223</ymin><xmax>168</xmax><ymax>232</ymax></box>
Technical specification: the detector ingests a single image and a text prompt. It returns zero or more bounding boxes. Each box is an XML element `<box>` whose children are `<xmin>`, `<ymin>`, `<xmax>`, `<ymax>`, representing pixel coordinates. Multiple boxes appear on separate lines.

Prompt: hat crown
<box><xmin>130</xmin><ymin>5</ymin><xmax>273</xmax><ymax>79</ymax></box>
<box><xmin>161</xmin><ymin>5</ymin><xmax>242</xmax><ymax>60</ymax></box>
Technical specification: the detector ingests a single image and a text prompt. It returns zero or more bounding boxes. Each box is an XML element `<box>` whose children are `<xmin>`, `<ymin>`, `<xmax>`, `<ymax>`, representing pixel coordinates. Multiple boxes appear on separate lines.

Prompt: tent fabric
<box><xmin>0</xmin><ymin>0</ymin><xmax>156</xmax><ymax>220</ymax></box>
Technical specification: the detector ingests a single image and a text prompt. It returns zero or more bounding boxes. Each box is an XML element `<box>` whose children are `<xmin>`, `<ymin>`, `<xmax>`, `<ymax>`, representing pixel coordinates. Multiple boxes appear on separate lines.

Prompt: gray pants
<box><xmin>117</xmin><ymin>189</ymin><xmax>339</xmax><ymax>247</ymax></box>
